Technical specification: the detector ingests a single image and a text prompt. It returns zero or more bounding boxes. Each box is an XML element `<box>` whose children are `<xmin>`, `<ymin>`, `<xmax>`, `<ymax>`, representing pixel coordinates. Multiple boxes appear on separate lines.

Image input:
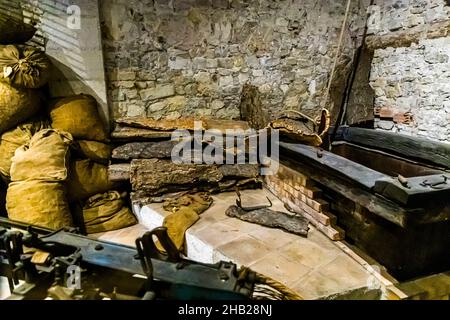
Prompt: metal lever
<box><xmin>136</xmin><ymin>227</ymin><xmax>181</xmax><ymax>298</ymax></box>
<box><xmin>138</xmin><ymin>227</ymin><xmax>181</xmax><ymax>262</ymax></box>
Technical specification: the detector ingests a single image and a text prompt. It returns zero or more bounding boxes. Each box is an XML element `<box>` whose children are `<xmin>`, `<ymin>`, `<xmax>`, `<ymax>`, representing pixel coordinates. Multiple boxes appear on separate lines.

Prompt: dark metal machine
<box><xmin>0</xmin><ymin>217</ymin><xmax>255</xmax><ymax>300</ymax></box>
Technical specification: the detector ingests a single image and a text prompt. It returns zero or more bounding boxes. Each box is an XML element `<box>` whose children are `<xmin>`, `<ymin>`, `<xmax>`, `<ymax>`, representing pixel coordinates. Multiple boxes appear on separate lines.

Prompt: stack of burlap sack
<box><xmin>0</xmin><ymin>15</ymin><xmax>137</xmax><ymax>233</ymax></box>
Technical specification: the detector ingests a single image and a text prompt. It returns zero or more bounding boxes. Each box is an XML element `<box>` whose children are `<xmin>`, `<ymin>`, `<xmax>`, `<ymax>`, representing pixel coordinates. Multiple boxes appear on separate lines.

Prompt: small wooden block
<box><xmin>291</xmin><ymin>184</ymin><xmax>322</xmax><ymax>200</ymax></box>
<box><xmin>287</xmin><ymin>194</ymin><xmax>334</xmax><ymax>226</ymax></box>
<box><xmin>31</xmin><ymin>250</ymin><xmax>51</xmax><ymax>265</ymax></box>
<box><xmin>300</xmin><ymin>194</ymin><xmax>330</xmax><ymax>213</ymax></box>
<box><xmin>284</xmin><ymin>199</ymin><xmax>345</xmax><ymax>241</ymax></box>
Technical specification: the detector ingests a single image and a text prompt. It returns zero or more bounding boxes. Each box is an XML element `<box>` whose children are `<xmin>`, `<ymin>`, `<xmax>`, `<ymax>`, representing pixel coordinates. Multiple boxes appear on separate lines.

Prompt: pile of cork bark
<box><xmin>108</xmin><ymin>117</ymin><xmax>261</xmax><ymax>206</ymax></box>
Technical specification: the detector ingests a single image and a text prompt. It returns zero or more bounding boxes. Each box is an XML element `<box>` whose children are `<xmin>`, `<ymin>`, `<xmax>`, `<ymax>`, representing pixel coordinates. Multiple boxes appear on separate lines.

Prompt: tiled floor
<box><xmin>92</xmin><ymin>189</ymin><xmax>391</xmax><ymax>299</ymax></box>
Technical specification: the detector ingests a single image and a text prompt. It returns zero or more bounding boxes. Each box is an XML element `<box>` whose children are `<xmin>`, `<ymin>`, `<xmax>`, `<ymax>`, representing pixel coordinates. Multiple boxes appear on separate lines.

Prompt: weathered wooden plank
<box><xmin>131</xmin><ymin>159</ymin><xmax>222</xmax><ymax>194</ymax></box>
<box><xmin>218</xmin><ymin>164</ymin><xmax>259</xmax><ymax>178</ymax></box>
<box><xmin>116</xmin><ymin>117</ymin><xmax>200</xmax><ymax>131</ymax></box>
<box><xmin>332</xmin><ymin>141</ymin><xmax>444</xmax><ymax>177</ymax></box>
<box><xmin>365</xmin><ymin>20</ymin><xmax>450</xmax><ymax>50</ymax></box>
<box><xmin>204</xmin><ymin>119</ymin><xmax>250</xmax><ymax>131</ymax></box>
<box><xmin>112</xmin><ymin>141</ymin><xmax>181</xmax><ymax>160</ymax></box>
<box><xmin>226</xmin><ymin>205</ymin><xmax>309</xmax><ymax>237</ymax></box>
<box><xmin>280</xmin><ymin>142</ymin><xmax>387</xmax><ymax>190</ymax></box>
<box><xmin>130</xmin><ymin>159</ymin><xmax>261</xmax><ymax>195</ymax></box>
<box><xmin>131</xmin><ymin>190</ymin><xmax>190</xmax><ymax>206</ymax></box>
<box><xmin>108</xmin><ymin>163</ymin><xmax>131</xmax><ymax>182</ymax></box>
<box><xmin>335</xmin><ymin>126</ymin><xmax>450</xmax><ymax>169</ymax></box>
<box><xmin>111</xmin><ymin>125</ymin><xmax>173</xmax><ymax>140</ymax></box>
<box><xmin>131</xmin><ymin>178</ymin><xmax>261</xmax><ymax>205</ymax></box>
<box><xmin>116</xmin><ymin>117</ymin><xmax>251</xmax><ymax>132</ymax></box>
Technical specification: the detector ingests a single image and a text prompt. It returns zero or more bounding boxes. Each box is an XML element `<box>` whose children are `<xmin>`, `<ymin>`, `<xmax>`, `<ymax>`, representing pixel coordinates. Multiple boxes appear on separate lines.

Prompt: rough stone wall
<box><xmin>368</xmin><ymin>0</ymin><xmax>450</xmax><ymax>142</ymax></box>
<box><xmin>367</xmin><ymin>0</ymin><xmax>450</xmax><ymax>36</ymax></box>
<box><xmin>100</xmin><ymin>0</ymin><xmax>370</xmax><ymax>122</ymax></box>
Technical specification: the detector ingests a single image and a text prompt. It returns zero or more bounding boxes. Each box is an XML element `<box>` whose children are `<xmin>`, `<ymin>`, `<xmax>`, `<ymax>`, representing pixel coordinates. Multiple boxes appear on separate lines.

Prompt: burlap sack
<box><xmin>0</xmin><ymin>179</ymin><xmax>6</xmax><ymax>217</ymax></box>
<box><xmin>83</xmin><ymin>191</ymin><xmax>137</xmax><ymax>234</ymax></box>
<box><xmin>0</xmin><ymin>81</ymin><xmax>41</xmax><ymax>134</ymax></box>
<box><xmin>0</xmin><ymin>45</ymin><xmax>52</xmax><ymax>88</ymax></box>
<box><xmin>159</xmin><ymin>192</ymin><xmax>213</xmax><ymax>251</ymax></box>
<box><xmin>0</xmin><ymin>120</ymin><xmax>49</xmax><ymax>182</ymax></box>
<box><xmin>11</xmin><ymin>129</ymin><xmax>73</xmax><ymax>182</ymax></box>
<box><xmin>74</xmin><ymin>140</ymin><xmax>112</xmax><ymax>164</ymax></box>
<box><xmin>67</xmin><ymin>159</ymin><xmax>119</xmax><ymax>201</ymax></box>
<box><xmin>0</xmin><ymin>15</ymin><xmax>36</xmax><ymax>45</ymax></box>
<box><xmin>48</xmin><ymin>95</ymin><xmax>109</xmax><ymax>142</ymax></box>
<box><xmin>6</xmin><ymin>180</ymin><xmax>73</xmax><ymax>230</ymax></box>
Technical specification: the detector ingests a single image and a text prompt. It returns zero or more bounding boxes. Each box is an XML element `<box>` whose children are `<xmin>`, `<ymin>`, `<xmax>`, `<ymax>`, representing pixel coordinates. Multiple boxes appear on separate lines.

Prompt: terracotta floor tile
<box><xmin>248</xmin><ymin>226</ymin><xmax>299</xmax><ymax>250</ymax></box>
<box><xmin>317</xmin><ymin>254</ymin><xmax>371</xmax><ymax>289</ymax></box>
<box><xmin>249</xmin><ymin>252</ymin><xmax>311</xmax><ymax>287</ymax></box>
<box><xmin>279</xmin><ymin>238</ymin><xmax>339</xmax><ymax>269</ymax></box>
<box><xmin>216</xmin><ymin>235</ymin><xmax>272</xmax><ymax>266</ymax></box>
<box><xmin>194</xmin><ymin>221</ymin><xmax>244</xmax><ymax>247</ymax></box>
<box><xmin>292</xmin><ymin>270</ymin><xmax>347</xmax><ymax>299</ymax></box>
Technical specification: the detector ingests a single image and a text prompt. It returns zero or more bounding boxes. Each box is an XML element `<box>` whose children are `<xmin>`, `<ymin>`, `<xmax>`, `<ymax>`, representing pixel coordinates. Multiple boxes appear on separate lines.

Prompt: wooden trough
<box><xmin>279</xmin><ymin>126</ymin><xmax>450</xmax><ymax>281</ymax></box>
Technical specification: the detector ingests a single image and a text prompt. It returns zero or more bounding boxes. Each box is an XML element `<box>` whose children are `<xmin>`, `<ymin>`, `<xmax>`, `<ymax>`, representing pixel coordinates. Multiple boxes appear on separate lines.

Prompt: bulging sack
<box><xmin>48</xmin><ymin>95</ymin><xmax>109</xmax><ymax>142</ymax></box>
<box><xmin>83</xmin><ymin>191</ymin><xmax>137</xmax><ymax>234</ymax></box>
<box><xmin>74</xmin><ymin>140</ymin><xmax>112</xmax><ymax>164</ymax></box>
<box><xmin>0</xmin><ymin>45</ymin><xmax>52</xmax><ymax>88</ymax></box>
<box><xmin>11</xmin><ymin>129</ymin><xmax>73</xmax><ymax>182</ymax></box>
<box><xmin>0</xmin><ymin>81</ymin><xmax>41</xmax><ymax>134</ymax></box>
<box><xmin>6</xmin><ymin>180</ymin><xmax>73</xmax><ymax>230</ymax></box>
<box><xmin>67</xmin><ymin>159</ymin><xmax>120</xmax><ymax>201</ymax></box>
<box><xmin>0</xmin><ymin>15</ymin><xmax>36</xmax><ymax>45</ymax></box>
<box><xmin>0</xmin><ymin>179</ymin><xmax>6</xmax><ymax>217</ymax></box>
<box><xmin>0</xmin><ymin>120</ymin><xmax>49</xmax><ymax>182</ymax></box>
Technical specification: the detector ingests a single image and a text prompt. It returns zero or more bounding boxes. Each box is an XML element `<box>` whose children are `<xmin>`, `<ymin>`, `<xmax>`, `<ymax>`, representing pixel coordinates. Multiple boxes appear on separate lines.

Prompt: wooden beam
<box><xmin>111</xmin><ymin>125</ymin><xmax>173</xmax><ymax>141</ymax></box>
<box><xmin>335</xmin><ymin>126</ymin><xmax>450</xmax><ymax>169</ymax></box>
<box><xmin>278</xmin><ymin>147</ymin><xmax>411</xmax><ymax>227</ymax></box>
<box><xmin>112</xmin><ymin>141</ymin><xmax>180</xmax><ymax>160</ymax></box>
<box><xmin>280</xmin><ymin>142</ymin><xmax>387</xmax><ymax>190</ymax></box>
<box><xmin>116</xmin><ymin>117</ymin><xmax>200</xmax><ymax>131</ymax></box>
